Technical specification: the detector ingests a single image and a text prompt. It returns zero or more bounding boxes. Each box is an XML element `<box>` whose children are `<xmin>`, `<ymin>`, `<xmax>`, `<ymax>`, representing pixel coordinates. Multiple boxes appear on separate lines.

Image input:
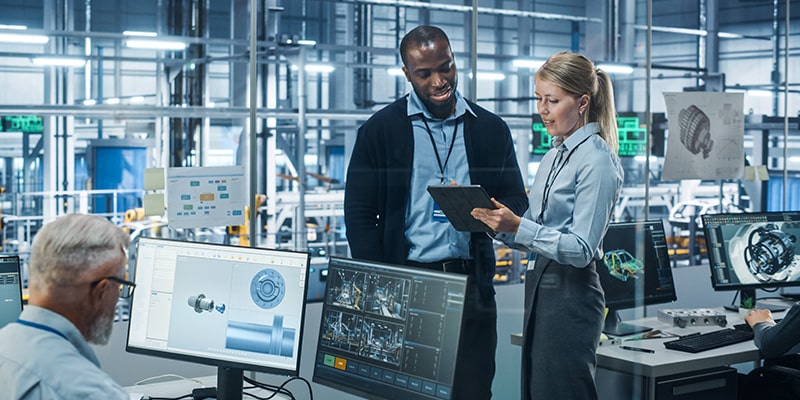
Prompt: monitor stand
<box><xmin>722</xmin><ymin>289</ymin><xmax>788</xmax><ymax>313</ymax></box>
<box><xmin>217</xmin><ymin>366</ymin><xmax>244</xmax><ymax>400</ymax></box>
<box><xmin>602</xmin><ymin>309</ymin><xmax>653</xmax><ymax>337</ymax></box>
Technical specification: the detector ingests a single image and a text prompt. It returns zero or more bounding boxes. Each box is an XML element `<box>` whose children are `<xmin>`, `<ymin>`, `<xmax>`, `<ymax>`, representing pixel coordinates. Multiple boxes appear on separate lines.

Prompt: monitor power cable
<box><xmin>243</xmin><ymin>375</ymin><xmax>313</xmax><ymax>400</ymax></box>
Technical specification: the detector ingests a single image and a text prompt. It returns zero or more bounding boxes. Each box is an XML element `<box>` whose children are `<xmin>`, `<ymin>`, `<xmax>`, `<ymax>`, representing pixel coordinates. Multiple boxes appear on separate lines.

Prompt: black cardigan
<box><xmin>344</xmin><ymin>96</ymin><xmax>528</xmax><ymax>300</ymax></box>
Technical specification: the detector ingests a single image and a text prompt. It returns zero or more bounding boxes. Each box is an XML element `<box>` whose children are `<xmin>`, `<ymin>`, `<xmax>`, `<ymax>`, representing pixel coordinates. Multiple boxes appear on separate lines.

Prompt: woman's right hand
<box><xmin>471</xmin><ymin>198</ymin><xmax>522</xmax><ymax>234</ymax></box>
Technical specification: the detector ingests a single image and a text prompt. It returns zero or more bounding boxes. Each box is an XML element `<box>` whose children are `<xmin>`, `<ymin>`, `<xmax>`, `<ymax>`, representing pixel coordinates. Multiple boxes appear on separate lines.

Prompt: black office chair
<box><xmin>739</xmin><ymin>356</ymin><xmax>800</xmax><ymax>400</ymax></box>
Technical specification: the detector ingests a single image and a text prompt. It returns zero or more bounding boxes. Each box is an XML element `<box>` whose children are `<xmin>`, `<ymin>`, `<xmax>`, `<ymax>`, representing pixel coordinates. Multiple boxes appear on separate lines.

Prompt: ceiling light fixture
<box><xmin>0</xmin><ymin>33</ymin><xmax>49</xmax><ymax>44</ymax></box>
<box><xmin>0</xmin><ymin>24</ymin><xmax>27</xmax><ymax>31</ymax></box>
<box><xmin>304</xmin><ymin>64</ymin><xmax>335</xmax><ymax>73</ymax></box>
<box><xmin>291</xmin><ymin>64</ymin><xmax>335</xmax><ymax>73</ymax></box>
<box><xmin>597</xmin><ymin>63</ymin><xmax>635</xmax><ymax>74</ymax></box>
<box><xmin>635</xmin><ymin>25</ymin><xmax>746</xmax><ymax>39</ymax></box>
<box><xmin>474</xmin><ymin>72</ymin><xmax>506</xmax><ymax>81</ymax></box>
<box><xmin>512</xmin><ymin>59</ymin><xmax>545</xmax><ymax>69</ymax></box>
<box><xmin>123</xmin><ymin>30</ymin><xmax>158</xmax><ymax>37</ymax></box>
<box><xmin>31</xmin><ymin>57</ymin><xmax>86</xmax><ymax>67</ymax></box>
<box><xmin>125</xmin><ymin>39</ymin><xmax>187</xmax><ymax>50</ymax></box>
<box><xmin>387</xmin><ymin>67</ymin><xmax>405</xmax><ymax>76</ymax></box>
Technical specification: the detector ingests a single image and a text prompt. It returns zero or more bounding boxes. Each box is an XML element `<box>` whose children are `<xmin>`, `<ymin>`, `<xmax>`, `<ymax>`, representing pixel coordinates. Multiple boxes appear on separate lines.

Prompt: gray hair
<box><xmin>29</xmin><ymin>214</ymin><xmax>129</xmax><ymax>291</ymax></box>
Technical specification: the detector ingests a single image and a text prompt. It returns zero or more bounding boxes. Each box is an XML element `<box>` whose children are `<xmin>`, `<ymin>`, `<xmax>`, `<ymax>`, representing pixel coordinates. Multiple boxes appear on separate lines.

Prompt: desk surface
<box><xmin>512</xmin><ymin>305</ymin><xmax>790</xmax><ymax>379</ymax></box>
<box><xmin>595</xmin><ymin>317</ymin><xmax>759</xmax><ymax>378</ymax></box>
<box><xmin>125</xmin><ymin>374</ymin><xmax>293</xmax><ymax>400</ymax></box>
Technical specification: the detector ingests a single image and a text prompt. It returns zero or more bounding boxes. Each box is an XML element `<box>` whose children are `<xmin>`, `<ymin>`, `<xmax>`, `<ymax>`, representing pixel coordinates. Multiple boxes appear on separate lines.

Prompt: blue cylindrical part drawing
<box><xmin>225</xmin><ymin>315</ymin><xmax>295</xmax><ymax>357</ymax></box>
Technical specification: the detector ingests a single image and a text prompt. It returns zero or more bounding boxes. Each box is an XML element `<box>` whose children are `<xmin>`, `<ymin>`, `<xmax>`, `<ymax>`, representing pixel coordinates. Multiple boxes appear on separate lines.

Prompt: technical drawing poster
<box><xmin>167</xmin><ymin>166</ymin><xmax>246</xmax><ymax>228</ymax></box>
<box><xmin>661</xmin><ymin>92</ymin><xmax>744</xmax><ymax>180</ymax></box>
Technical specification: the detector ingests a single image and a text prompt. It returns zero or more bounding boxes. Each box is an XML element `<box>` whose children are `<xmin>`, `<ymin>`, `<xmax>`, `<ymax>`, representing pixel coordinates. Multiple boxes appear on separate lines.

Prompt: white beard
<box><xmin>88</xmin><ymin>310</ymin><xmax>115</xmax><ymax>345</ymax></box>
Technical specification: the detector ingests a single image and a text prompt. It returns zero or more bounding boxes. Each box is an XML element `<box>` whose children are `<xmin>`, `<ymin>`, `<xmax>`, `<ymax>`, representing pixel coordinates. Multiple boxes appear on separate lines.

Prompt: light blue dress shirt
<box><xmin>405</xmin><ymin>89</ymin><xmax>475</xmax><ymax>262</ymax></box>
<box><xmin>498</xmin><ymin>122</ymin><xmax>623</xmax><ymax>268</ymax></box>
<box><xmin>0</xmin><ymin>305</ymin><xmax>129</xmax><ymax>399</ymax></box>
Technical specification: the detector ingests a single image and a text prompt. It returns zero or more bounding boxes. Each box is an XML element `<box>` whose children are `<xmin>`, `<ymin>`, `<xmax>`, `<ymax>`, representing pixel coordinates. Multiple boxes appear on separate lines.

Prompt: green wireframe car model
<box><xmin>603</xmin><ymin>249</ymin><xmax>644</xmax><ymax>282</ymax></box>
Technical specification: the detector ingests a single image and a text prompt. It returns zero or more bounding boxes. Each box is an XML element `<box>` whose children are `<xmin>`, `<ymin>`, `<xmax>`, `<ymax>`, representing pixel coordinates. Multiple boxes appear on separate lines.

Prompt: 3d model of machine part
<box><xmin>250</xmin><ymin>268</ymin><xmax>286</xmax><ymax>309</ymax></box>
<box><xmin>678</xmin><ymin>105</ymin><xmax>713</xmax><ymax>158</ymax></box>
<box><xmin>226</xmin><ymin>315</ymin><xmax>295</xmax><ymax>356</ymax></box>
<box><xmin>745</xmin><ymin>224</ymin><xmax>797</xmax><ymax>281</ymax></box>
<box><xmin>187</xmin><ymin>293</ymin><xmax>226</xmax><ymax>314</ymax></box>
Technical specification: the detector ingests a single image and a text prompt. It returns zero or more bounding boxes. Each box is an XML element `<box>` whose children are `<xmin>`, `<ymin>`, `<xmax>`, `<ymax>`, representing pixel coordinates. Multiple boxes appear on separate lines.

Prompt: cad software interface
<box><xmin>0</xmin><ymin>256</ymin><xmax>22</xmax><ymax>328</ymax></box>
<box><xmin>313</xmin><ymin>257</ymin><xmax>468</xmax><ymax>400</ymax></box>
<box><xmin>127</xmin><ymin>237</ymin><xmax>310</xmax><ymax>373</ymax></box>
<box><xmin>703</xmin><ymin>212</ymin><xmax>800</xmax><ymax>288</ymax></box>
<box><xmin>599</xmin><ymin>221</ymin><xmax>675</xmax><ymax>307</ymax></box>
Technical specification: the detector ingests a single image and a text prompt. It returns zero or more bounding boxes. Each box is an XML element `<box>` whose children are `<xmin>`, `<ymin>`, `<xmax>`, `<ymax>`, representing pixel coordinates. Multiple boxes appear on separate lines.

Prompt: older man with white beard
<box><xmin>0</xmin><ymin>213</ymin><xmax>132</xmax><ymax>399</ymax></box>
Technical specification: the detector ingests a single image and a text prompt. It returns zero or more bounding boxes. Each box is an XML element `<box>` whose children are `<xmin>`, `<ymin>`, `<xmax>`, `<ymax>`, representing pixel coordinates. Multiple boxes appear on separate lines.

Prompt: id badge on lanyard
<box><xmin>432</xmin><ymin>201</ymin><xmax>448</xmax><ymax>222</ymax></box>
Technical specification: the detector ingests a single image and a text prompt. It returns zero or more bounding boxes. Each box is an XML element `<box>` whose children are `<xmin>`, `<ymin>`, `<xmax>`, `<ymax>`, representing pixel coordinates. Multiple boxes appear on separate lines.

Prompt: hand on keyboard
<box><xmin>733</xmin><ymin>318</ymin><xmax>782</xmax><ymax>331</ymax></box>
<box><xmin>664</xmin><ymin>328</ymin><xmax>754</xmax><ymax>353</ymax></box>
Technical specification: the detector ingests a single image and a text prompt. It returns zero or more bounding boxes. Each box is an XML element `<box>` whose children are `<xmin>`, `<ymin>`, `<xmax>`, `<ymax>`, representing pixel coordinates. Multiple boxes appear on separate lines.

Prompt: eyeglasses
<box><xmin>90</xmin><ymin>276</ymin><xmax>137</xmax><ymax>299</ymax></box>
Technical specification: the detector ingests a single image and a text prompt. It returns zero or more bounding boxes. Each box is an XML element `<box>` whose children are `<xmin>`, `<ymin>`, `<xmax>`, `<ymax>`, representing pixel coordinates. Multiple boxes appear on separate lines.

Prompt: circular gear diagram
<box><xmin>250</xmin><ymin>269</ymin><xmax>286</xmax><ymax>309</ymax></box>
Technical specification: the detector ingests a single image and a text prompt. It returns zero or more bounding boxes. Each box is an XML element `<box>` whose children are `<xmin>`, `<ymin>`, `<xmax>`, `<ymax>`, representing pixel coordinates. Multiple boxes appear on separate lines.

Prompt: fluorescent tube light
<box><xmin>305</xmin><ymin>64</ymin><xmax>335</xmax><ymax>73</ymax></box>
<box><xmin>475</xmin><ymin>72</ymin><xmax>506</xmax><ymax>81</ymax></box>
<box><xmin>387</xmin><ymin>67</ymin><xmax>405</xmax><ymax>76</ymax></box>
<box><xmin>512</xmin><ymin>59</ymin><xmax>545</xmax><ymax>69</ymax></box>
<box><xmin>82</xmin><ymin>99</ymin><xmax>97</xmax><ymax>106</ymax></box>
<box><xmin>125</xmin><ymin>39</ymin><xmax>187</xmax><ymax>50</ymax></box>
<box><xmin>718</xmin><ymin>32</ymin><xmax>744</xmax><ymax>39</ymax></box>
<box><xmin>129</xmin><ymin>96</ymin><xmax>146</xmax><ymax>104</ymax></box>
<box><xmin>0</xmin><ymin>33</ymin><xmax>49</xmax><ymax>44</ymax></box>
<box><xmin>297</xmin><ymin>39</ymin><xmax>317</xmax><ymax>46</ymax></box>
<box><xmin>0</xmin><ymin>24</ymin><xmax>27</xmax><ymax>31</ymax></box>
<box><xmin>31</xmin><ymin>57</ymin><xmax>86</xmax><ymax>67</ymax></box>
<box><xmin>597</xmin><ymin>63</ymin><xmax>635</xmax><ymax>74</ymax></box>
<box><xmin>292</xmin><ymin>64</ymin><xmax>335</xmax><ymax>73</ymax></box>
<box><xmin>123</xmin><ymin>30</ymin><xmax>157</xmax><ymax>37</ymax></box>
<box><xmin>106</xmin><ymin>98</ymin><xmax>120</xmax><ymax>105</ymax></box>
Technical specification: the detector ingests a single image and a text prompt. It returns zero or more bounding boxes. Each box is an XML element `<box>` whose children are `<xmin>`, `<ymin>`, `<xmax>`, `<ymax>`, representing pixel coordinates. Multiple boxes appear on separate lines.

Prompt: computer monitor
<box><xmin>599</xmin><ymin>220</ymin><xmax>677</xmax><ymax>336</ymax></box>
<box><xmin>126</xmin><ymin>237</ymin><xmax>310</xmax><ymax>400</ymax></box>
<box><xmin>313</xmin><ymin>257</ymin><xmax>468</xmax><ymax>400</ymax></box>
<box><xmin>0</xmin><ymin>256</ymin><xmax>23</xmax><ymax>328</ymax></box>
<box><xmin>702</xmin><ymin>211</ymin><xmax>800</xmax><ymax>308</ymax></box>
<box><xmin>531</xmin><ymin>112</ymin><xmax>666</xmax><ymax>157</ymax></box>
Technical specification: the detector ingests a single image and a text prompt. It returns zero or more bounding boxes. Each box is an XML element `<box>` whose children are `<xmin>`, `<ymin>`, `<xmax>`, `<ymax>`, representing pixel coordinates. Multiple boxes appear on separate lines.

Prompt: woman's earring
<box><xmin>579</xmin><ymin>110</ymin><xmax>584</xmax><ymax>117</ymax></box>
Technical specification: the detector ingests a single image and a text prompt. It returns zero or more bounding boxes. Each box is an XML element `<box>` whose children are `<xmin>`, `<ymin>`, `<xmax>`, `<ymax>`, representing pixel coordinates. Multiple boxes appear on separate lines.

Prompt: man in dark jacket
<box><xmin>344</xmin><ymin>25</ymin><xmax>528</xmax><ymax>399</ymax></box>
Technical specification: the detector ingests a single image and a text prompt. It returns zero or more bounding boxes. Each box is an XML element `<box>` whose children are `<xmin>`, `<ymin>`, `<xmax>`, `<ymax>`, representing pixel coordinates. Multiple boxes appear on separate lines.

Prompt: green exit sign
<box><xmin>0</xmin><ymin>116</ymin><xmax>44</xmax><ymax>133</ymax></box>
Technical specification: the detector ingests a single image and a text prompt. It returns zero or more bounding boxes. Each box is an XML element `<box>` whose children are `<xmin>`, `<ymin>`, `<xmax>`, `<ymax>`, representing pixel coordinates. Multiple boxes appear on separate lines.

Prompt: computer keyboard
<box><xmin>664</xmin><ymin>328</ymin><xmax>754</xmax><ymax>353</ymax></box>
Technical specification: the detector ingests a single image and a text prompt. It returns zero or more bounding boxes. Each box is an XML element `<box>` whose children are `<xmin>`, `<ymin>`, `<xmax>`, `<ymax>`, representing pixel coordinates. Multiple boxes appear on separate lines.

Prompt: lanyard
<box><xmin>537</xmin><ymin>134</ymin><xmax>593</xmax><ymax>223</ymax></box>
<box><xmin>421</xmin><ymin>116</ymin><xmax>460</xmax><ymax>184</ymax></box>
<box><xmin>16</xmin><ymin>318</ymin><xmax>69</xmax><ymax>342</ymax></box>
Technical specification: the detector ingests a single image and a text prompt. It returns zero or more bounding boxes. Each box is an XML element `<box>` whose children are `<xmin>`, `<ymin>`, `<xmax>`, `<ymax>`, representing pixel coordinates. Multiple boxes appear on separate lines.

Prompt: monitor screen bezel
<box><xmin>125</xmin><ymin>237</ymin><xmax>311</xmax><ymax>377</ymax></box>
<box><xmin>702</xmin><ymin>211</ymin><xmax>800</xmax><ymax>292</ymax></box>
<box><xmin>599</xmin><ymin>219</ymin><xmax>677</xmax><ymax>310</ymax></box>
<box><xmin>312</xmin><ymin>256</ymin><xmax>469</xmax><ymax>400</ymax></box>
<box><xmin>0</xmin><ymin>255</ymin><xmax>23</xmax><ymax>328</ymax></box>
